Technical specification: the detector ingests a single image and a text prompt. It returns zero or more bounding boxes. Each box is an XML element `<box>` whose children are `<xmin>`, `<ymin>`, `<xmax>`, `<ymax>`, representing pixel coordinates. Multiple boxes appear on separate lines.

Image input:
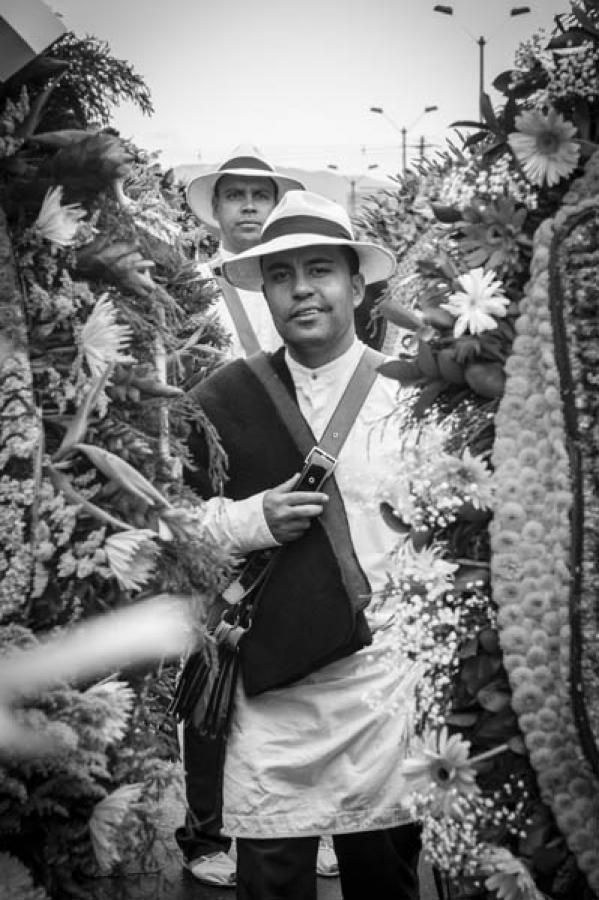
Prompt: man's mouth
<box><xmin>291</xmin><ymin>306</ymin><xmax>324</xmax><ymax>320</ymax></box>
<box><xmin>237</xmin><ymin>221</ymin><xmax>260</xmax><ymax>228</ymax></box>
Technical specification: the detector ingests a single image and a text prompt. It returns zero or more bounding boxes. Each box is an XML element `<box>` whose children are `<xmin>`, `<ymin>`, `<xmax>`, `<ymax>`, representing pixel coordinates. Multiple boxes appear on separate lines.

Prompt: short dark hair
<box><xmin>213</xmin><ymin>175</ymin><xmax>279</xmax><ymax>202</ymax></box>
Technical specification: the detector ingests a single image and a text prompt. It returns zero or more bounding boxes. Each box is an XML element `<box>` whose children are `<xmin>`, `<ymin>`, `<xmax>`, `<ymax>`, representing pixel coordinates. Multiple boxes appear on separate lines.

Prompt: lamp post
<box><xmin>433</xmin><ymin>5</ymin><xmax>530</xmax><ymax>110</ymax></box>
<box><xmin>369</xmin><ymin>105</ymin><xmax>438</xmax><ymax>175</ymax></box>
<box><xmin>327</xmin><ymin>163</ymin><xmax>379</xmax><ymax>215</ymax></box>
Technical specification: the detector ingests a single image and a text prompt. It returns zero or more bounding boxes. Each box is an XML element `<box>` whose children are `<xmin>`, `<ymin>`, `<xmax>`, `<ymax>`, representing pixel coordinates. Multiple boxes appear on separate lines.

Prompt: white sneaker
<box><xmin>186</xmin><ymin>850</ymin><xmax>236</xmax><ymax>887</ymax></box>
<box><xmin>316</xmin><ymin>837</ymin><xmax>339</xmax><ymax>878</ymax></box>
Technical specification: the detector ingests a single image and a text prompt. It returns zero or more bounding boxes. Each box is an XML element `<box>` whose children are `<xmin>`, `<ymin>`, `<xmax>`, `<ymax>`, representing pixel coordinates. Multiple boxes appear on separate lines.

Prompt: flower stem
<box><xmin>470</xmin><ymin>743</ymin><xmax>509</xmax><ymax>765</ymax></box>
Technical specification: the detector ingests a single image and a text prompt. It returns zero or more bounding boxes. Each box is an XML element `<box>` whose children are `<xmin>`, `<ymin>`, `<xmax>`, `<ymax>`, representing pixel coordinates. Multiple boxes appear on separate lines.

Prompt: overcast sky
<box><xmin>51</xmin><ymin>0</ymin><xmax>567</xmax><ymax>176</ymax></box>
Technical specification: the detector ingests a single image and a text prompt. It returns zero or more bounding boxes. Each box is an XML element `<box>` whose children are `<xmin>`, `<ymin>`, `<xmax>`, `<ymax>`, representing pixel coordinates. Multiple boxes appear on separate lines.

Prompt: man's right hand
<box><xmin>263</xmin><ymin>474</ymin><xmax>328</xmax><ymax>543</ymax></box>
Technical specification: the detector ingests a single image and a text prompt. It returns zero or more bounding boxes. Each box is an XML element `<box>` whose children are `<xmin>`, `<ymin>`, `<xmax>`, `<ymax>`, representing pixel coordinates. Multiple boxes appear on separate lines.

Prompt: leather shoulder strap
<box><xmin>246</xmin><ymin>347</ymin><xmax>385</xmax><ymax>611</ymax></box>
<box><xmin>216</xmin><ymin>277</ymin><xmax>261</xmax><ymax>357</ymax></box>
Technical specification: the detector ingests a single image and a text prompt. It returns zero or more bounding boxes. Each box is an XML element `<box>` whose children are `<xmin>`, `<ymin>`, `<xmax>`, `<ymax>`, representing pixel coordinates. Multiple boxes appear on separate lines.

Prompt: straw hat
<box><xmin>222</xmin><ymin>190</ymin><xmax>396</xmax><ymax>291</ymax></box>
<box><xmin>186</xmin><ymin>144</ymin><xmax>305</xmax><ymax>227</ymax></box>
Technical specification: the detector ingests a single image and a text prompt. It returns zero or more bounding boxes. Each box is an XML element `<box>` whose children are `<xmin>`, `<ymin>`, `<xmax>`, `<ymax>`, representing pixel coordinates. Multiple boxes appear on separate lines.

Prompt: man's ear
<box><xmin>351</xmin><ymin>273</ymin><xmax>366</xmax><ymax>309</ymax></box>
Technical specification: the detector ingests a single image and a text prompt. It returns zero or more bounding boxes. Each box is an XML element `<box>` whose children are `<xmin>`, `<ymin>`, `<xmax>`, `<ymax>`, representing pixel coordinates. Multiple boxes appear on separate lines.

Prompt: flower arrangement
<box><xmin>357</xmin><ymin>2</ymin><xmax>599</xmax><ymax>898</ymax></box>
<box><xmin>0</xmin><ymin>32</ymin><xmax>234</xmax><ymax>898</ymax></box>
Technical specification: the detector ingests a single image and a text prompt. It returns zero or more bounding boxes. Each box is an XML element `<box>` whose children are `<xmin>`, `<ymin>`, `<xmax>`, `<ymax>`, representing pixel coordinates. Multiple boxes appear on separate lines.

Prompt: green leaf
<box><xmin>429</xmin><ymin>203</ymin><xmax>462</xmax><ymax>223</ymax></box>
<box><xmin>417</xmin><ymin>341</ymin><xmax>439</xmax><ymax>379</ymax></box>
<box><xmin>53</xmin><ymin>369</ymin><xmax>111</xmax><ymax>461</ymax></box>
<box><xmin>445</xmin><ymin>711</ymin><xmax>478</xmax><ymax>728</ymax></box>
<box><xmin>74</xmin><ymin>443</ymin><xmax>171</xmax><ymax>508</ymax></box>
<box><xmin>472</xmin><ymin>706</ymin><xmax>519</xmax><ymax>745</ymax></box>
<box><xmin>450</xmin><ymin>119</ymin><xmax>489</xmax><ymax>130</ymax></box>
<box><xmin>377</xmin><ymin>359</ymin><xmax>424</xmax><ymax>385</ymax></box>
<box><xmin>461</xmin><ymin>653</ymin><xmax>502</xmax><ymax>695</ymax></box>
<box><xmin>479</xmin><ymin>93</ymin><xmax>501</xmax><ymax>135</ymax></box>
<box><xmin>379</xmin><ymin>502</ymin><xmax>410</xmax><ymax>534</ymax></box>
<box><xmin>477</xmin><ymin>682</ymin><xmax>511</xmax><ymax>712</ymax></box>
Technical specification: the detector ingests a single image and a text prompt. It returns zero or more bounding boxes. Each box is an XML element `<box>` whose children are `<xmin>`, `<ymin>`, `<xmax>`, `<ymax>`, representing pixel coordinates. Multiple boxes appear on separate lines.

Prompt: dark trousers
<box><xmin>237</xmin><ymin>823</ymin><xmax>421</xmax><ymax>900</ymax></box>
<box><xmin>174</xmin><ymin>722</ymin><xmax>231</xmax><ymax>862</ymax></box>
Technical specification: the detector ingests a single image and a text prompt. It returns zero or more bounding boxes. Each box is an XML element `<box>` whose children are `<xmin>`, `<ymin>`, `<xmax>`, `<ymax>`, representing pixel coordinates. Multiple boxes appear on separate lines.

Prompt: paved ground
<box><xmin>87</xmin><ymin>789</ymin><xmax>439</xmax><ymax>899</ymax></box>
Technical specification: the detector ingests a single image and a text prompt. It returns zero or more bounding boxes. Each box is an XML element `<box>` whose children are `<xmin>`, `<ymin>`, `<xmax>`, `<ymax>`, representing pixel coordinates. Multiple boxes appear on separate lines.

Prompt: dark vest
<box><xmin>187</xmin><ymin>349</ymin><xmax>372</xmax><ymax>695</ymax></box>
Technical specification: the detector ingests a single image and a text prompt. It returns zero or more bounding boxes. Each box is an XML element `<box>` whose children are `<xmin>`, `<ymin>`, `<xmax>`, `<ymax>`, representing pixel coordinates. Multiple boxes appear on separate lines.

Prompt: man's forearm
<box><xmin>198</xmin><ymin>492</ymin><xmax>279</xmax><ymax>555</ymax></box>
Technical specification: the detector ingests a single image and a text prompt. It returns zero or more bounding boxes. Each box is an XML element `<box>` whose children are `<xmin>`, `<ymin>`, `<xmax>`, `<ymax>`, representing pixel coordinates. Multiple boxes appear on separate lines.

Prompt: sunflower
<box><xmin>508</xmin><ymin>107</ymin><xmax>580</xmax><ymax>187</ymax></box>
<box><xmin>441</xmin><ymin>267</ymin><xmax>509</xmax><ymax>337</ymax></box>
<box><xmin>402</xmin><ymin>726</ymin><xmax>479</xmax><ymax>815</ymax></box>
<box><xmin>34</xmin><ymin>185</ymin><xmax>86</xmax><ymax>247</ymax></box>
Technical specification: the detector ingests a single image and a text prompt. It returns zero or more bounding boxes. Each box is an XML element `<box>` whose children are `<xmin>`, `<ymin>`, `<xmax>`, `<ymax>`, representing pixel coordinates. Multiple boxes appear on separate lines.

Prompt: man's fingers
<box><xmin>277</xmin><ymin>474</ymin><xmax>303</xmax><ymax>493</ymax></box>
<box><xmin>285</xmin><ymin>492</ymin><xmax>328</xmax><ymax>506</ymax></box>
<box><xmin>287</xmin><ymin>503</ymin><xmax>326</xmax><ymax>519</ymax></box>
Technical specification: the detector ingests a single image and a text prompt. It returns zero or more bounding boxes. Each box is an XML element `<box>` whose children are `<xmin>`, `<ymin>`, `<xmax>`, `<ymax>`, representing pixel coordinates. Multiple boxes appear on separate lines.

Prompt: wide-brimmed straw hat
<box><xmin>186</xmin><ymin>144</ymin><xmax>305</xmax><ymax>227</ymax></box>
<box><xmin>222</xmin><ymin>190</ymin><xmax>396</xmax><ymax>291</ymax></box>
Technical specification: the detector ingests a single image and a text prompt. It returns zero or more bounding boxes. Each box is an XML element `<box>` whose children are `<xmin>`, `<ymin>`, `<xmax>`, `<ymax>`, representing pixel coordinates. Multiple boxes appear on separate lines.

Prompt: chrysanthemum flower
<box><xmin>80</xmin><ymin>294</ymin><xmax>133</xmax><ymax>379</ymax></box>
<box><xmin>394</xmin><ymin>541</ymin><xmax>458</xmax><ymax>598</ymax></box>
<box><xmin>104</xmin><ymin>529</ymin><xmax>158</xmax><ymax>591</ymax></box>
<box><xmin>402</xmin><ymin>727</ymin><xmax>479</xmax><ymax>815</ymax></box>
<box><xmin>508</xmin><ymin>107</ymin><xmax>580</xmax><ymax>187</ymax></box>
<box><xmin>89</xmin><ymin>783</ymin><xmax>143</xmax><ymax>872</ymax></box>
<box><xmin>441</xmin><ymin>267</ymin><xmax>509</xmax><ymax>337</ymax></box>
<box><xmin>34</xmin><ymin>185</ymin><xmax>87</xmax><ymax>247</ymax></box>
<box><xmin>481</xmin><ymin>847</ymin><xmax>543</xmax><ymax>900</ymax></box>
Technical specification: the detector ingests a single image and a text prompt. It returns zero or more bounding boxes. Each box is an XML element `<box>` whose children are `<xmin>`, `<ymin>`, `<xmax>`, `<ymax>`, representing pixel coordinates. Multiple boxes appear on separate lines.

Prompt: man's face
<box><xmin>212</xmin><ymin>175</ymin><xmax>277</xmax><ymax>253</ymax></box>
<box><xmin>261</xmin><ymin>245</ymin><xmax>365</xmax><ymax>367</ymax></box>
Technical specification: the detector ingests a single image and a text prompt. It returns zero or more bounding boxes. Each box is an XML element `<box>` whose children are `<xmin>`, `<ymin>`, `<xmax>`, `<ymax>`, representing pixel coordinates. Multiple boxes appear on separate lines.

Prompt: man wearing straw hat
<box><xmin>180</xmin><ymin>151</ymin><xmax>340</xmax><ymax>886</ymax></box>
<box><xmin>186</xmin><ymin>144</ymin><xmax>304</xmax><ymax>360</ymax></box>
<box><xmin>184</xmin><ymin>190</ymin><xmax>421</xmax><ymax>900</ymax></box>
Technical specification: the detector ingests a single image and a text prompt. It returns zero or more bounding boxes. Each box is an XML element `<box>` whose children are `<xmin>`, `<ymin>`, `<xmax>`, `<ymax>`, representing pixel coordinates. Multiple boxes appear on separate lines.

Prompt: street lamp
<box><xmin>327</xmin><ymin>163</ymin><xmax>379</xmax><ymax>215</ymax></box>
<box><xmin>433</xmin><ymin>5</ymin><xmax>531</xmax><ymax>109</ymax></box>
<box><xmin>369</xmin><ymin>105</ymin><xmax>438</xmax><ymax>174</ymax></box>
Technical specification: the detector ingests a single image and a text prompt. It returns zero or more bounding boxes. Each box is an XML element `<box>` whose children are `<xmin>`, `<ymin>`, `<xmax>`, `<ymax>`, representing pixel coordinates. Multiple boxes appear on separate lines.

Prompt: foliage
<box><xmin>358</xmin><ymin>3</ymin><xmax>599</xmax><ymax>898</ymax></box>
<box><xmin>0</xmin><ymin>32</ymin><xmax>234</xmax><ymax>900</ymax></box>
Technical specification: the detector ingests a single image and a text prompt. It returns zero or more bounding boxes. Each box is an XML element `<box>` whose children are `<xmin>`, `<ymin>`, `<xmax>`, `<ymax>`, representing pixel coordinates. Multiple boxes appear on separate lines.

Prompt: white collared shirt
<box><xmin>199</xmin><ymin>339</ymin><xmax>402</xmax><ymax>624</ymax></box>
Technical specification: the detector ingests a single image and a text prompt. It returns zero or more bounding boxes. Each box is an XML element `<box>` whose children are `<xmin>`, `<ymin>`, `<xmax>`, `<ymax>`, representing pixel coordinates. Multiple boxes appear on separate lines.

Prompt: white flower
<box><xmin>402</xmin><ymin>726</ymin><xmax>479</xmax><ymax>816</ymax></box>
<box><xmin>80</xmin><ymin>294</ymin><xmax>133</xmax><ymax>378</ymax></box>
<box><xmin>508</xmin><ymin>107</ymin><xmax>580</xmax><ymax>187</ymax></box>
<box><xmin>442</xmin><ymin>267</ymin><xmax>509</xmax><ymax>337</ymax></box>
<box><xmin>89</xmin><ymin>783</ymin><xmax>143</xmax><ymax>873</ymax></box>
<box><xmin>104</xmin><ymin>529</ymin><xmax>158</xmax><ymax>591</ymax></box>
<box><xmin>394</xmin><ymin>541</ymin><xmax>458</xmax><ymax>598</ymax></box>
<box><xmin>34</xmin><ymin>185</ymin><xmax>86</xmax><ymax>247</ymax></box>
<box><xmin>481</xmin><ymin>846</ymin><xmax>543</xmax><ymax>900</ymax></box>
<box><xmin>84</xmin><ymin>680</ymin><xmax>135</xmax><ymax>744</ymax></box>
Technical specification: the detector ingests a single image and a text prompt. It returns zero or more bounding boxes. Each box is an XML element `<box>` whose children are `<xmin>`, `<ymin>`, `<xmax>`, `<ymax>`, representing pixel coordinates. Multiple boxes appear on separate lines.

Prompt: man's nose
<box><xmin>241</xmin><ymin>192</ymin><xmax>257</xmax><ymax>210</ymax></box>
<box><xmin>292</xmin><ymin>270</ymin><xmax>313</xmax><ymax>298</ymax></box>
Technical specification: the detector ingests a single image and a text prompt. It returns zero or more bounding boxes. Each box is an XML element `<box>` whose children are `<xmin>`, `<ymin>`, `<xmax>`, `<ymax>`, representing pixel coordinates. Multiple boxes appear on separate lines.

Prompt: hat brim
<box><xmin>186</xmin><ymin>168</ymin><xmax>305</xmax><ymax>227</ymax></box>
<box><xmin>221</xmin><ymin>234</ymin><xmax>396</xmax><ymax>292</ymax></box>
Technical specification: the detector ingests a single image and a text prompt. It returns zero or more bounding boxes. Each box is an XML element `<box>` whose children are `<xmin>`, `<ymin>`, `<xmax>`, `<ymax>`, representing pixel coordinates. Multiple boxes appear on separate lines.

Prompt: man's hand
<box><xmin>263</xmin><ymin>474</ymin><xmax>328</xmax><ymax>543</ymax></box>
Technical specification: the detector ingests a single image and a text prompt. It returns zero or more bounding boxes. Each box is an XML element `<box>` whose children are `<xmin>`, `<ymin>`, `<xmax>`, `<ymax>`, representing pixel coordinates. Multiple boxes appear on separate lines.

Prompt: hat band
<box><xmin>262</xmin><ymin>215</ymin><xmax>353</xmax><ymax>244</ymax></box>
<box><xmin>219</xmin><ymin>155</ymin><xmax>274</xmax><ymax>172</ymax></box>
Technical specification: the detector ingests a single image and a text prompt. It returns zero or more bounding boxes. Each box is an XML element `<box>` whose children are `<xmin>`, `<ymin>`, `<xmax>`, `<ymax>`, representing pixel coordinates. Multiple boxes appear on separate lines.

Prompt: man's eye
<box><xmin>226</xmin><ymin>191</ymin><xmax>241</xmax><ymax>201</ymax></box>
<box><xmin>311</xmin><ymin>266</ymin><xmax>330</xmax><ymax>277</ymax></box>
<box><xmin>270</xmin><ymin>271</ymin><xmax>289</xmax><ymax>283</ymax></box>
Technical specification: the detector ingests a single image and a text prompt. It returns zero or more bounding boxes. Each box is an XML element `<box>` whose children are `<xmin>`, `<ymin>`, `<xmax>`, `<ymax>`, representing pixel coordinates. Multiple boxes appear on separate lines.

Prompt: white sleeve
<box><xmin>198</xmin><ymin>491</ymin><xmax>280</xmax><ymax>554</ymax></box>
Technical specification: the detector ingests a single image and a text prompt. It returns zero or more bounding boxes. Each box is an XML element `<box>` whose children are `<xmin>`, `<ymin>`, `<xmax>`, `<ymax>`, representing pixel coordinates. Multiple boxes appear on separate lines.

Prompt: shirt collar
<box><xmin>285</xmin><ymin>338</ymin><xmax>364</xmax><ymax>386</ymax></box>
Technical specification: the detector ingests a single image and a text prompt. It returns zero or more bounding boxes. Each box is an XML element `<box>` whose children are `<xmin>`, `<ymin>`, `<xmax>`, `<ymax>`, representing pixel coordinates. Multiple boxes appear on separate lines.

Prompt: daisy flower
<box><xmin>481</xmin><ymin>846</ymin><xmax>543</xmax><ymax>900</ymax></box>
<box><xmin>34</xmin><ymin>185</ymin><xmax>86</xmax><ymax>247</ymax></box>
<box><xmin>79</xmin><ymin>294</ymin><xmax>133</xmax><ymax>378</ymax></box>
<box><xmin>104</xmin><ymin>529</ymin><xmax>158</xmax><ymax>591</ymax></box>
<box><xmin>441</xmin><ymin>267</ymin><xmax>509</xmax><ymax>337</ymax></box>
<box><xmin>508</xmin><ymin>107</ymin><xmax>580</xmax><ymax>187</ymax></box>
<box><xmin>89</xmin><ymin>783</ymin><xmax>143</xmax><ymax>872</ymax></box>
<box><xmin>402</xmin><ymin>726</ymin><xmax>479</xmax><ymax>815</ymax></box>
